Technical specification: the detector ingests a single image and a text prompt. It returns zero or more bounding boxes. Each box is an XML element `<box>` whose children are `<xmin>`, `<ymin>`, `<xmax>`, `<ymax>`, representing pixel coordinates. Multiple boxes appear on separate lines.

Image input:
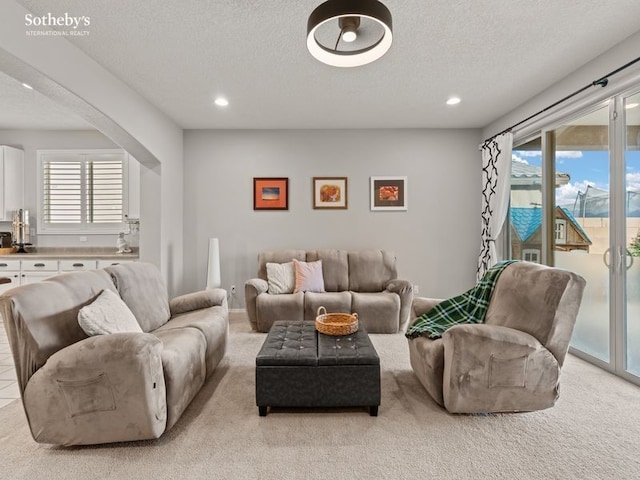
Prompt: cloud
<box><xmin>556</xmin><ymin>151</ymin><xmax>583</xmax><ymax>159</ymax></box>
<box><xmin>627</xmin><ymin>172</ymin><xmax>640</xmax><ymax>191</ymax></box>
<box><xmin>512</xmin><ymin>150</ymin><xmax>583</xmax><ymax>164</ymax></box>
<box><xmin>513</xmin><ymin>150</ymin><xmax>582</xmax><ymax>159</ymax></box>
<box><xmin>515</xmin><ymin>150</ymin><xmax>541</xmax><ymax>158</ymax></box>
<box><xmin>512</xmin><ymin>154</ymin><xmax>529</xmax><ymax>164</ymax></box>
<box><xmin>555</xmin><ymin>180</ymin><xmax>595</xmax><ymax>207</ymax></box>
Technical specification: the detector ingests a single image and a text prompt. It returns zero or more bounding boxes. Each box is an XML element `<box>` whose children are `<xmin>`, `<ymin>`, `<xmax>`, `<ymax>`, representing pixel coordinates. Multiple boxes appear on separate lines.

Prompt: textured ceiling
<box><xmin>0</xmin><ymin>70</ymin><xmax>92</xmax><ymax>130</ymax></box>
<box><xmin>4</xmin><ymin>0</ymin><xmax>640</xmax><ymax>130</ymax></box>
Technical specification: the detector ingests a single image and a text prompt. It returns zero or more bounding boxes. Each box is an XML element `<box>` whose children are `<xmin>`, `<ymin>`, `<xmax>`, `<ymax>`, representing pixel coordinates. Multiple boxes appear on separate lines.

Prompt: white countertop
<box><xmin>0</xmin><ymin>247</ymin><xmax>139</xmax><ymax>260</ymax></box>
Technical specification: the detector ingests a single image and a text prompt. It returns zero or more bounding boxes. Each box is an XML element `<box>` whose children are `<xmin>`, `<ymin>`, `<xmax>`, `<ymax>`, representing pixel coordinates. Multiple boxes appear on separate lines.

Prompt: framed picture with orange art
<box><xmin>313</xmin><ymin>177</ymin><xmax>348</xmax><ymax>209</ymax></box>
<box><xmin>253</xmin><ymin>177</ymin><xmax>289</xmax><ymax>210</ymax></box>
<box><xmin>370</xmin><ymin>176</ymin><xmax>407</xmax><ymax>211</ymax></box>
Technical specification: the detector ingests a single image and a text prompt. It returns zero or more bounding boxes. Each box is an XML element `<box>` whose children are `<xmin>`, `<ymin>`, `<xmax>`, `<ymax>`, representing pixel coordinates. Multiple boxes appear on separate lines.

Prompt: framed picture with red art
<box><xmin>370</xmin><ymin>176</ymin><xmax>407</xmax><ymax>211</ymax></box>
<box><xmin>253</xmin><ymin>177</ymin><xmax>289</xmax><ymax>210</ymax></box>
<box><xmin>313</xmin><ymin>177</ymin><xmax>348</xmax><ymax>209</ymax></box>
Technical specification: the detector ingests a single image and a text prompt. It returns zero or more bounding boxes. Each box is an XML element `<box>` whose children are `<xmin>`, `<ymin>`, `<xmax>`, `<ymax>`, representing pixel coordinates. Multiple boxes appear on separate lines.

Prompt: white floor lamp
<box><xmin>206</xmin><ymin>238</ymin><xmax>221</xmax><ymax>289</ymax></box>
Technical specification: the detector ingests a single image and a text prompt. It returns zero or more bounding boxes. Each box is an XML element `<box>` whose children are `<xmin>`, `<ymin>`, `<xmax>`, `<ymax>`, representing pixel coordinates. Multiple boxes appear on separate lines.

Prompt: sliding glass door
<box><xmin>510</xmin><ymin>89</ymin><xmax>640</xmax><ymax>384</ymax></box>
<box><xmin>624</xmin><ymin>92</ymin><xmax>640</xmax><ymax>377</ymax></box>
<box><xmin>553</xmin><ymin>104</ymin><xmax>611</xmax><ymax>364</ymax></box>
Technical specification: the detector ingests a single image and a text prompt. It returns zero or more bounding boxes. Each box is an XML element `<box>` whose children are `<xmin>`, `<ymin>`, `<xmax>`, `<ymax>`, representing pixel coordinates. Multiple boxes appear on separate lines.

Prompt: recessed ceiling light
<box><xmin>22</xmin><ymin>83</ymin><xmax>33</xmax><ymax>90</ymax></box>
<box><xmin>626</xmin><ymin>102</ymin><xmax>639</xmax><ymax>109</ymax></box>
<box><xmin>214</xmin><ymin>97</ymin><xmax>229</xmax><ymax>107</ymax></box>
<box><xmin>446</xmin><ymin>97</ymin><xmax>461</xmax><ymax>106</ymax></box>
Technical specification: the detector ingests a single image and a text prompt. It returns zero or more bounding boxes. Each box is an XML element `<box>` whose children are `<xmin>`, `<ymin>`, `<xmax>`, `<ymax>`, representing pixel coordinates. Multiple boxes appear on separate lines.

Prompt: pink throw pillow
<box><xmin>293</xmin><ymin>259</ymin><xmax>326</xmax><ymax>293</ymax></box>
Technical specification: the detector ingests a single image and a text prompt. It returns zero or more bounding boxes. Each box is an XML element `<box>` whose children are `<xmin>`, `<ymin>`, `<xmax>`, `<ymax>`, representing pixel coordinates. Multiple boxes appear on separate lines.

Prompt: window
<box><xmin>555</xmin><ymin>219</ymin><xmax>567</xmax><ymax>244</ymax></box>
<box><xmin>522</xmin><ymin>249</ymin><xmax>540</xmax><ymax>263</ymax></box>
<box><xmin>38</xmin><ymin>149</ymin><xmax>128</xmax><ymax>234</ymax></box>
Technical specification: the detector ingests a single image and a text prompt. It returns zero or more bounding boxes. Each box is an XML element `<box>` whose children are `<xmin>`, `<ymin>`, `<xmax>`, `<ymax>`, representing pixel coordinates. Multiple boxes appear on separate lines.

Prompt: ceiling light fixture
<box><xmin>307</xmin><ymin>0</ymin><xmax>393</xmax><ymax>68</ymax></box>
<box><xmin>22</xmin><ymin>82</ymin><xmax>33</xmax><ymax>90</ymax></box>
<box><xmin>446</xmin><ymin>97</ymin><xmax>461</xmax><ymax>106</ymax></box>
<box><xmin>214</xmin><ymin>97</ymin><xmax>229</xmax><ymax>107</ymax></box>
<box><xmin>339</xmin><ymin>16</ymin><xmax>359</xmax><ymax>43</ymax></box>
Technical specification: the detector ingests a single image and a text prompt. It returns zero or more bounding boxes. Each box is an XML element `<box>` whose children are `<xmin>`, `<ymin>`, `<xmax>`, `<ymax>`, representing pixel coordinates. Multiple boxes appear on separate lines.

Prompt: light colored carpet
<box><xmin>1</xmin><ymin>317</ymin><xmax>640</xmax><ymax>480</ymax></box>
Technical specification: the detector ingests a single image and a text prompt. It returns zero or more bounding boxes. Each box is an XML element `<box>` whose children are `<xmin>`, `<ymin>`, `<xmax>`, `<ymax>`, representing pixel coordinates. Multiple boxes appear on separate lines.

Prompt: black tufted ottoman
<box><xmin>256</xmin><ymin>320</ymin><xmax>380</xmax><ymax>416</ymax></box>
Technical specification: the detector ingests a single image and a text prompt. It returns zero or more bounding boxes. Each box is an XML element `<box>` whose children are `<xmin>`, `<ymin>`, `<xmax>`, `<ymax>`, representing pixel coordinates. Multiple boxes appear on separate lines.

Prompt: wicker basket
<box><xmin>315</xmin><ymin>306</ymin><xmax>358</xmax><ymax>336</ymax></box>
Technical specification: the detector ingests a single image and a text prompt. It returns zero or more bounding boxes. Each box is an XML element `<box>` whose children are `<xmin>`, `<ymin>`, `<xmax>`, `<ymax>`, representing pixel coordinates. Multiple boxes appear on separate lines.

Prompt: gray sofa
<box><xmin>0</xmin><ymin>262</ymin><xmax>228</xmax><ymax>446</ymax></box>
<box><xmin>245</xmin><ymin>249</ymin><xmax>413</xmax><ymax>333</ymax></box>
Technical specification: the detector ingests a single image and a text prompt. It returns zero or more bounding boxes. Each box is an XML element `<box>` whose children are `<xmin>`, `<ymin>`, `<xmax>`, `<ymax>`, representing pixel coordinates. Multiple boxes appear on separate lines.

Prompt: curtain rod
<box><xmin>485</xmin><ymin>55</ymin><xmax>640</xmax><ymax>143</ymax></box>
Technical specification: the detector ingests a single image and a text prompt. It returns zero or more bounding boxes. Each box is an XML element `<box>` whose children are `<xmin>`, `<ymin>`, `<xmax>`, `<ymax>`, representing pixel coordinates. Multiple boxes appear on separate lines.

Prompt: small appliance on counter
<box><xmin>12</xmin><ymin>209</ymin><xmax>32</xmax><ymax>253</ymax></box>
<box><xmin>0</xmin><ymin>231</ymin><xmax>14</xmax><ymax>254</ymax></box>
<box><xmin>0</xmin><ymin>231</ymin><xmax>11</xmax><ymax>248</ymax></box>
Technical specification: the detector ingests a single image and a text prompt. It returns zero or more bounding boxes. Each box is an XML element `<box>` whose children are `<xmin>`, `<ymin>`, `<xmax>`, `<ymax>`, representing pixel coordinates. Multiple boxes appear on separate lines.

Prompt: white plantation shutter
<box><xmin>86</xmin><ymin>159</ymin><xmax>124</xmax><ymax>224</ymax></box>
<box><xmin>42</xmin><ymin>159</ymin><xmax>82</xmax><ymax>224</ymax></box>
<box><xmin>39</xmin><ymin>150</ymin><xmax>127</xmax><ymax>233</ymax></box>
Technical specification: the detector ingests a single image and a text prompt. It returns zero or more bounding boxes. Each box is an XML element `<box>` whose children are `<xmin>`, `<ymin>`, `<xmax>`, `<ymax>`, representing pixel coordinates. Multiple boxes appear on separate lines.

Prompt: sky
<box><xmin>512</xmin><ymin>149</ymin><xmax>640</xmax><ymax>208</ymax></box>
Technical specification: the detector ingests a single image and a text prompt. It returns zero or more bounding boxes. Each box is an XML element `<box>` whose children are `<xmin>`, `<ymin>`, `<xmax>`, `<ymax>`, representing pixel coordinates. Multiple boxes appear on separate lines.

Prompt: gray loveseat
<box><xmin>0</xmin><ymin>262</ymin><xmax>228</xmax><ymax>446</ymax></box>
<box><xmin>245</xmin><ymin>249</ymin><xmax>413</xmax><ymax>333</ymax></box>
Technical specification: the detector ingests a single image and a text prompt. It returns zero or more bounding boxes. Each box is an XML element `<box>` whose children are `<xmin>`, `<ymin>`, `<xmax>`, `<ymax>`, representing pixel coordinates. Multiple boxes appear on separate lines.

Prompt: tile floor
<box><xmin>0</xmin><ymin>326</ymin><xmax>19</xmax><ymax>409</ymax></box>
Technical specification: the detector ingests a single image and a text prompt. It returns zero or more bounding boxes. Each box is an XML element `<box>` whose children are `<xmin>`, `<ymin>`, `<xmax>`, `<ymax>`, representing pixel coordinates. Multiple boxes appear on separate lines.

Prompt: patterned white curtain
<box><xmin>477</xmin><ymin>132</ymin><xmax>513</xmax><ymax>281</ymax></box>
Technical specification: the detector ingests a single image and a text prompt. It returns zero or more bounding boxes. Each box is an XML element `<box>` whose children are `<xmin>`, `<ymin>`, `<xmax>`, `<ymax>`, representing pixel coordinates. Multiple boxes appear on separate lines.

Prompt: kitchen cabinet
<box><xmin>0</xmin><ymin>257</ymin><xmax>136</xmax><ymax>292</ymax></box>
<box><xmin>20</xmin><ymin>260</ymin><xmax>58</xmax><ymax>284</ymax></box>
<box><xmin>0</xmin><ymin>259</ymin><xmax>21</xmax><ymax>294</ymax></box>
<box><xmin>59</xmin><ymin>259</ymin><xmax>98</xmax><ymax>271</ymax></box>
<box><xmin>0</xmin><ymin>146</ymin><xmax>24</xmax><ymax>221</ymax></box>
<box><xmin>96</xmin><ymin>259</ymin><xmax>134</xmax><ymax>268</ymax></box>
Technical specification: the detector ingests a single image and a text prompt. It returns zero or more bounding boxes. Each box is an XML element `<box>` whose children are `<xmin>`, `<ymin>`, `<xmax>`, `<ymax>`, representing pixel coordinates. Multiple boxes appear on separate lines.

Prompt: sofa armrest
<box><xmin>441</xmin><ymin>324</ymin><xmax>560</xmax><ymax>414</ymax></box>
<box><xmin>170</xmin><ymin>288</ymin><xmax>228</xmax><ymax>316</ymax></box>
<box><xmin>411</xmin><ymin>297</ymin><xmax>444</xmax><ymax>318</ymax></box>
<box><xmin>22</xmin><ymin>333</ymin><xmax>167</xmax><ymax>445</ymax></box>
<box><xmin>385</xmin><ymin>279</ymin><xmax>414</xmax><ymax>331</ymax></box>
<box><xmin>245</xmin><ymin>278</ymin><xmax>268</xmax><ymax>330</ymax></box>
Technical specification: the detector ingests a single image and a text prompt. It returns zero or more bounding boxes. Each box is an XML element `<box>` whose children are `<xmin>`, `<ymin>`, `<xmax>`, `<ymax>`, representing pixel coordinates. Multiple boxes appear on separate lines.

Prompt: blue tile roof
<box><xmin>510</xmin><ymin>206</ymin><xmax>592</xmax><ymax>244</ymax></box>
<box><xmin>559</xmin><ymin>207</ymin><xmax>591</xmax><ymax>243</ymax></box>
<box><xmin>510</xmin><ymin>208</ymin><xmax>542</xmax><ymax>242</ymax></box>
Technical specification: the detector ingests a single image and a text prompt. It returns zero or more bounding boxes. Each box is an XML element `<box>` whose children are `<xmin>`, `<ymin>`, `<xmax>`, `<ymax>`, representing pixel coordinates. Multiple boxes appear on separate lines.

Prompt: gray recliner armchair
<box><xmin>407</xmin><ymin>261</ymin><xmax>586</xmax><ymax>414</ymax></box>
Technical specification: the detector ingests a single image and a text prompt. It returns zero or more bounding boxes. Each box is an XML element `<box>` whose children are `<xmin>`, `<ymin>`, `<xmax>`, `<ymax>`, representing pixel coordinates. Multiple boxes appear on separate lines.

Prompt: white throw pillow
<box><xmin>78</xmin><ymin>289</ymin><xmax>143</xmax><ymax>336</ymax></box>
<box><xmin>266</xmin><ymin>261</ymin><xmax>295</xmax><ymax>294</ymax></box>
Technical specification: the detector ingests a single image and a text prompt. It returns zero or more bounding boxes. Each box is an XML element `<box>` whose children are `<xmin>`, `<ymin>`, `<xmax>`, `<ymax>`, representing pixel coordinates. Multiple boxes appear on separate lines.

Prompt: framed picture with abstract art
<box><xmin>253</xmin><ymin>177</ymin><xmax>289</xmax><ymax>210</ymax></box>
<box><xmin>313</xmin><ymin>177</ymin><xmax>348</xmax><ymax>209</ymax></box>
<box><xmin>370</xmin><ymin>176</ymin><xmax>408</xmax><ymax>211</ymax></box>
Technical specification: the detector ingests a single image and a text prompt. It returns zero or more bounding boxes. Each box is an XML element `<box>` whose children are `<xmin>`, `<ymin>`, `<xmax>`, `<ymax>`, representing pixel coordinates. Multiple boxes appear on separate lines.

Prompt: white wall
<box><xmin>0</xmin><ymin>129</ymin><xmax>140</xmax><ymax>247</ymax></box>
<box><xmin>184</xmin><ymin>129</ymin><xmax>482</xmax><ymax>308</ymax></box>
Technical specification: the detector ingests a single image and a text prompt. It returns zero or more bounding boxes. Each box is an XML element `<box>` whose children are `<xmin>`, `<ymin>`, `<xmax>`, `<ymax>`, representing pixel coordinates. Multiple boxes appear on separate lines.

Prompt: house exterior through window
<box><xmin>555</xmin><ymin>219</ymin><xmax>567</xmax><ymax>244</ymax></box>
<box><xmin>522</xmin><ymin>249</ymin><xmax>540</xmax><ymax>263</ymax></box>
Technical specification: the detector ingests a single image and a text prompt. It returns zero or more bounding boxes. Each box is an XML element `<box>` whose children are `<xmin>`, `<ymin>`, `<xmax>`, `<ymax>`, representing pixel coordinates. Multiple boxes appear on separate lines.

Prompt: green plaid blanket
<box><xmin>405</xmin><ymin>260</ymin><xmax>517</xmax><ymax>340</ymax></box>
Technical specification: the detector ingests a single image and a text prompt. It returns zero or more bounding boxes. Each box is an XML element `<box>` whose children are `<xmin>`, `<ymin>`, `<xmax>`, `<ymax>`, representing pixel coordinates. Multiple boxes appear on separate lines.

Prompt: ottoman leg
<box><xmin>369</xmin><ymin>406</ymin><xmax>379</xmax><ymax>417</ymax></box>
<box><xmin>259</xmin><ymin>406</ymin><xmax>268</xmax><ymax>416</ymax></box>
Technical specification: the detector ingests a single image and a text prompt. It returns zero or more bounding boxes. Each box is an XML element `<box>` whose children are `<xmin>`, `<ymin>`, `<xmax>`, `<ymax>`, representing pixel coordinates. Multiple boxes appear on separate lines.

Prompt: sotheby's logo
<box><xmin>25</xmin><ymin>12</ymin><xmax>91</xmax><ymax>37</ymax></box>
